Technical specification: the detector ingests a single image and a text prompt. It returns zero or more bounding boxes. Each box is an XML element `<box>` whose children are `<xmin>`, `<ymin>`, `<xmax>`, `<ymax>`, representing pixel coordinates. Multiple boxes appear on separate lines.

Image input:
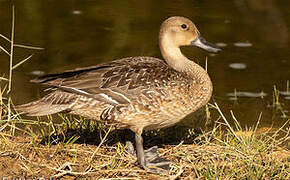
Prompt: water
<box><xmin>0</xmin><ymin>0</ymin><xmax>289</xmax><ymax>129</ymax></box>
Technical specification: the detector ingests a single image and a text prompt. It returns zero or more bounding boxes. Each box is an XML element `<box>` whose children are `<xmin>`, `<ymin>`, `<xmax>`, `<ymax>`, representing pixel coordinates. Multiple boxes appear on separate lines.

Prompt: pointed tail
<box><xmin>16</xmin><ymin>91</ymin><xmax>75</xmax><ymax>116</ymax></box>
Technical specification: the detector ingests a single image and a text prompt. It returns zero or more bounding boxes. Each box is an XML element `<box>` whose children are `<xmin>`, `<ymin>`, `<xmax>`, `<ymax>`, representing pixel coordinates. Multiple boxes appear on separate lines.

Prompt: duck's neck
<box><xmin>159</xmin><ymin>37</ymin><xmax>208</xmax><ymax>81</ymax></box>
<box><xmin>159</xmin><ymin>37</ymin><xmax>213</xmax><ymax>105</ymax></box>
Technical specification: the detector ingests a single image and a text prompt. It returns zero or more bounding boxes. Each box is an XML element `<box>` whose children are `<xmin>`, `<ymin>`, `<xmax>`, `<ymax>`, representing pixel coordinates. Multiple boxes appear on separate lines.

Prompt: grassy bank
<box><xmin>0</xmin><ymin>117</ymin><xmax>289</xmax><ymax>179</ymax></box>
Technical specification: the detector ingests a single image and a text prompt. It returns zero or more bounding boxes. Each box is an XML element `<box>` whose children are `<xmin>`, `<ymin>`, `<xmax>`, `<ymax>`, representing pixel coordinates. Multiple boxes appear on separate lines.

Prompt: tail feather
<box><xmin>16</xmin><ymin>100</ymin><xmax>70</xmax><ymax>116</ymax></box>
<box><xmin>16</xmin><ymin>91</ymin><xmax>75</xmax><ymax>116</ymax></box>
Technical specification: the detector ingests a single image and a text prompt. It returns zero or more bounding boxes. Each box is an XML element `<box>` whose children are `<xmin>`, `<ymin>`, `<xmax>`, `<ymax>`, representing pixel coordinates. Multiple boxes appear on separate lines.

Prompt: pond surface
<box><xmin>0</xmin><ymin>0</ymin><xmax>289</xmax><ymax>130</ymax></box>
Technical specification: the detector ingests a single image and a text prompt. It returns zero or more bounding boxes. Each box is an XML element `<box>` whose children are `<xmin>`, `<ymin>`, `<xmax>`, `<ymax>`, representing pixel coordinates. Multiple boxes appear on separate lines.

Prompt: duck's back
<box><xmin>31</xmin><ymin>56</ymin><xmax>184</xmax><ymax>99</ymax></box>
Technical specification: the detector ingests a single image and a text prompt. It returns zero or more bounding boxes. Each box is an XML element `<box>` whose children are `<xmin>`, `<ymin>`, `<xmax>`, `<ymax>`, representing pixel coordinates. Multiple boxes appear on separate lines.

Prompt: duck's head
<box><xmin>159</xmin><ymin>16</ymin><xmax>221</xmax><ymax>53</ymax></box>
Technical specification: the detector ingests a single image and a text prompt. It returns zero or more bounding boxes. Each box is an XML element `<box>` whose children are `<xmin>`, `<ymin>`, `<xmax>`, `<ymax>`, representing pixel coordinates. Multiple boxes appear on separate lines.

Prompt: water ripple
<box><xmin>280</xmin><ymin>91</ymin><xmax>290</xmax><ymax>96</ymax></box>
<box><xmin>234</xmin><ymin>42</ymin><xmax>252</xmax><ymax>47</ymax></box>
<box><xmin>72</xmin><ymin>10</ymin><xmax>82</xmax><ymax>15</ymax></box>
<box><xmin>229</xmin><ymin>63</ymin><xmax>247</xmax><ymax>69</ymax></box>
<box><xmin>216</xmin><ymin>42</ymin><xmax>227</xmax><ymax>47</ymax></box>
<box><xmin>227</xmin><ymin>91</ymin><xmax>267</xmax><ymax>99</ymax></box>
<box><xmin>31</xmin><ymin>70</ymin><xmax>45</xmax><ymax>76</ymax></box>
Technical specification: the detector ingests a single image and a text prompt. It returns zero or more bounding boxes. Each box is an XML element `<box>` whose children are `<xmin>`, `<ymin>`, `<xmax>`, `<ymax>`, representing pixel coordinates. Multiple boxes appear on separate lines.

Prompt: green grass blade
<box><xmin>0</xmin><ymin>33</ymin><xmax>11</xmax><ymax>42</ymax></box>
<box><xmin>12</xmin><ymin>54</ymin><xmax>34</xmax><ymax>70</ymax></box>
<box><xmin>14</xmin><ymin>44</ymin><xmax>44</xmax><ymax>50</ymax></box>
<box><xmin>0</xmin><ymin>45</ymin><xmax>10</xmax><ymax>56</ymax></box>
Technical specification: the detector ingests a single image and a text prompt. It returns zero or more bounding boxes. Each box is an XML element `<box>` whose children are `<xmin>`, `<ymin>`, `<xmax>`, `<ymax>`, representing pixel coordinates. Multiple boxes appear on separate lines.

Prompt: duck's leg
<box><xmin>135</xmin><ymin>133</ymin><xmax>146</xmax><ymax>168</ymax></box>
<box><xmin>126</xmin><ymin>133</ymin><xmax>171</xmax><ymax>174</ymax></box>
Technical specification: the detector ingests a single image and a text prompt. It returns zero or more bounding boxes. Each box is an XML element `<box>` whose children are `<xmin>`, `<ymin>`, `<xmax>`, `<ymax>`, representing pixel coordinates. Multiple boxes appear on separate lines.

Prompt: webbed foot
<box><xmin>126</xmin><ymin>141</ymin><xmax>171</xmax><ymax>174</ymax></box>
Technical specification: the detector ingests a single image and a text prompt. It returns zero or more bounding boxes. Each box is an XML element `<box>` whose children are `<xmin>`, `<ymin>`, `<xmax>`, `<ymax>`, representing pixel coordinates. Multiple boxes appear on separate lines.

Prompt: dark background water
<box><xmin>0</xmin><ymin>0</ymin><xmax>289</xmax><ymax>129</ymax></box>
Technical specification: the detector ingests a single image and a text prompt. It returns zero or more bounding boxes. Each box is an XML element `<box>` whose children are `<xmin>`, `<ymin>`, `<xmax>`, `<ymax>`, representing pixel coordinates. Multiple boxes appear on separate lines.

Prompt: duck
<box><xmin>17</xmin><ymin>16</ymin><xmax>221</xmax><ymax>173</ymax></box>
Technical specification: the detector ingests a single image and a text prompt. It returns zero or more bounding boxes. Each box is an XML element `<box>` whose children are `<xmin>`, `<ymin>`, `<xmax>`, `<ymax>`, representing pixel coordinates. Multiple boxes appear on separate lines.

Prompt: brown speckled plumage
<box><xmin>18</xmin><ymin>56</ymin><xmax>212</xmax><ymax>131</ymax></box>
<box><xmin>17</xmin><ymin>16</ymin><xmax>221</xmax><ymax>171</ymax></box>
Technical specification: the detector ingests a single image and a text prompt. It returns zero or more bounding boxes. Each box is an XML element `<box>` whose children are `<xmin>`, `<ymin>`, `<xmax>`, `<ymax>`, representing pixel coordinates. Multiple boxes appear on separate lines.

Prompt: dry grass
<box><xmin>0</xmin><ymin>120</ymin><xmax>289</xmax><ymax>179</ymax></box>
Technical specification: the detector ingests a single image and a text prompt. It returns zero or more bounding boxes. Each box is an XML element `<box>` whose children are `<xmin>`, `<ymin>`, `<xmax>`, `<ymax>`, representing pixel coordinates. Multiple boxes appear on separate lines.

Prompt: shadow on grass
<box><xmin>39</xmin><ymin>124</ymin><xmax>204</xmax><ymax>148</ymax></box>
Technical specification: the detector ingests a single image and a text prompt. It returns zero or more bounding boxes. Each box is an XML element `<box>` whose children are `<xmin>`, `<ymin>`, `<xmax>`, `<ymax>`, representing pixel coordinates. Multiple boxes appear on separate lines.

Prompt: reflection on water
<box><xmin>280</xmin><ymin>91</ymin><xmax>290</xmax><ymax>100</ymax></box>
<box><xmin>0</xmin><ymin>0</ymin><xmax>289</xmax><ymax>129</ymax></box>
<box><xmin>227</xmin><ymin>91</ymin><xmax>267</xmax><ymax>98</ymax></box>
<box><xmin>280</xmin><ymin>91</ymin><xmax>290</xmax><ymax>96</ymax></box>
<box><xmin>228</xmin><ymin>63</ymin><xmax>247</xmax><ymax>69</ymax></box>
<box><xmin>216</xmin><ymin>42</ymin><xmax>227</xmax><ymax>47</ymax></box>
<box><xmin>30</xmin><ymin>70</ymin><xmax>45</xmax><ymax>76</ymax></box>
<box><xmin>72</xmin><ymin>10</ymin><xmax>82</xmax><ymax>15</ymax></box>
<box><xmin>233</xmin><ymin>42</ymin><xmax>252</xmax><ymax>47</ymax></box>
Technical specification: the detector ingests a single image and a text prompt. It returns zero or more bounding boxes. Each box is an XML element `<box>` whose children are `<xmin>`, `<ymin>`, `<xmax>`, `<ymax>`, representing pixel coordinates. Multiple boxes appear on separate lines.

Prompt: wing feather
<box><xmin>31</xmin><ymin>57</ymin><xmax>179</xmax><ymax>105</ymax></box>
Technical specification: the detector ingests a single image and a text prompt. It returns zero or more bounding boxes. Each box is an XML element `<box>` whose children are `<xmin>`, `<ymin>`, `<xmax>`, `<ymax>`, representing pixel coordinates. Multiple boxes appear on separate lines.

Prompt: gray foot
<box><xmin>125</xmin><ymin>141</ymin><xmax>171</xmax><ymax>174</ymax></box>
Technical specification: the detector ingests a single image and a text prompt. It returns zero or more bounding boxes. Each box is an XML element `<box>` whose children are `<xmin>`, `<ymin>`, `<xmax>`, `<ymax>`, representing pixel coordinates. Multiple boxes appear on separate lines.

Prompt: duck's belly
<box><xmin>118</xmin><ymin>84</ymin><xmax>212</xmax><ymax>131</ymax></box>
<box><xmin>124</xmin><ymin>103</ymin><xmax>189</xmax><ymax>130</ymax></box>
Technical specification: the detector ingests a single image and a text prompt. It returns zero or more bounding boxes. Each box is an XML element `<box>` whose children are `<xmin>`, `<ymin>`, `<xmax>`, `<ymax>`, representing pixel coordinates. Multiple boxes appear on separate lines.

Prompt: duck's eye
<box><xmin>181</xmin><ymin>24</ymin><xmax>187</xmax><ymax>29</ymax></box>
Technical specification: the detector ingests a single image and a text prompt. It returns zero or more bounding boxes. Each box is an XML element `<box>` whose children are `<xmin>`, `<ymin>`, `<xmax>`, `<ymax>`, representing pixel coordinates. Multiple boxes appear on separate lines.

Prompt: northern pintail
<box><xmin>17</xmin><ymin>16</ymin><xmax>221</xmax><ymax>172</ymax></box>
